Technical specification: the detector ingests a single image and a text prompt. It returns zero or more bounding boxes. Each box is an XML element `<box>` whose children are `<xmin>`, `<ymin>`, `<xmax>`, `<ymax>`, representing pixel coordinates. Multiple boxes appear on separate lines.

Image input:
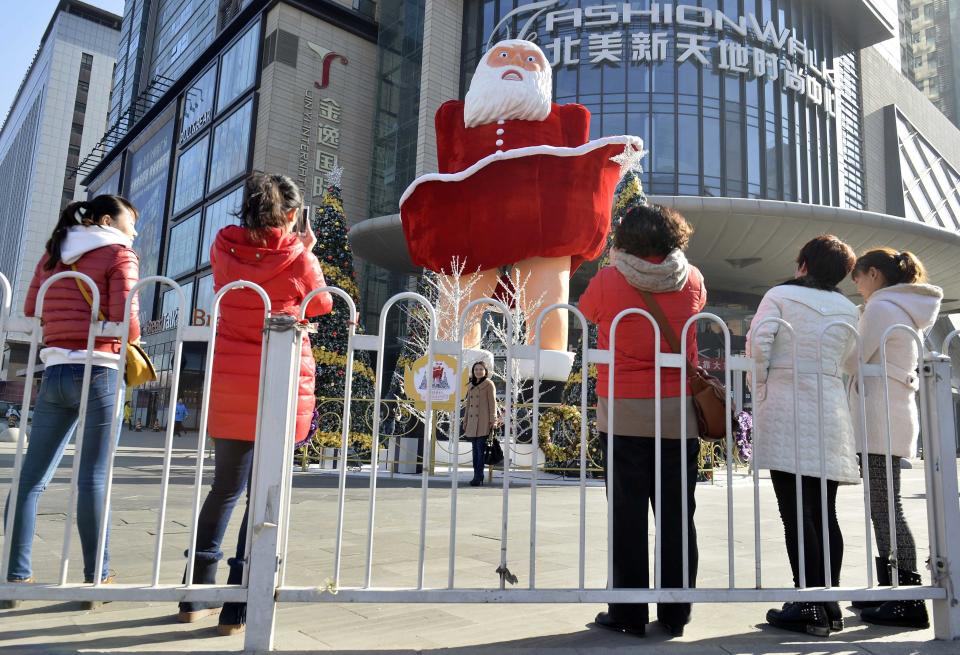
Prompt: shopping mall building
<box><xmin>56</xmin><ymin>0</ymin><xmax>960</xmax><ymax>425</ymax></box>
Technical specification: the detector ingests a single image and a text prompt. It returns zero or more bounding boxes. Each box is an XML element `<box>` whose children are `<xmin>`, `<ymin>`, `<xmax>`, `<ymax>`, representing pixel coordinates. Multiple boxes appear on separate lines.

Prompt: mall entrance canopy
<box><xmin>349</xmin><ymin>197</ymin><xmax>960</xmax><ymax>314</ymax></box>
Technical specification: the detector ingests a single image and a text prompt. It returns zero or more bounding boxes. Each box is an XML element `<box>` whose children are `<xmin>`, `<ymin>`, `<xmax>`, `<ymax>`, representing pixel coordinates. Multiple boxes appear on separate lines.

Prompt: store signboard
<box><xmin>492</xmin><ymin>1</ymin><xmax>839</xmax><ymax>116</ymax></box>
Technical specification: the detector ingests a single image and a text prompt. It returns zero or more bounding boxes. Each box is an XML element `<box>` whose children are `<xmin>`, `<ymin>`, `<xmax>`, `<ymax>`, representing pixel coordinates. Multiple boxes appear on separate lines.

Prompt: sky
<box><xmin>0</xmin><ymin>0</ymin><xmax>126</xmax><ymax>119</ymax></box>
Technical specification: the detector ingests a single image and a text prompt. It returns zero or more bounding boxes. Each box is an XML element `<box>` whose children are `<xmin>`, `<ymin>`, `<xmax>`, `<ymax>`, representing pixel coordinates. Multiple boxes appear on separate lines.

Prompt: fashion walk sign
<box><xmin>491</xmin><ymin>1</ymin><xmax>839</xmax><ymax>117</ymax></box>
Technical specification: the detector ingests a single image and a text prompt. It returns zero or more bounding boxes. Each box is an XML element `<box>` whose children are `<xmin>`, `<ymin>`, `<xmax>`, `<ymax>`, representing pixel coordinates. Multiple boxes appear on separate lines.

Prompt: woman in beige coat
<box><xmin>463</xmin><ymin>361</ymin><xmax>497</xmax><ymax>486</ymax></box>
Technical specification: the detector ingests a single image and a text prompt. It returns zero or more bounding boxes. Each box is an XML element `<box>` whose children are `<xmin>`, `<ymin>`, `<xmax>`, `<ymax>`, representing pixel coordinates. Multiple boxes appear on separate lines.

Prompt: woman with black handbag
<box><xmin>463</xmin><ymin>361</ymin><xmax>497</xmax><ymax>486</ymax></box>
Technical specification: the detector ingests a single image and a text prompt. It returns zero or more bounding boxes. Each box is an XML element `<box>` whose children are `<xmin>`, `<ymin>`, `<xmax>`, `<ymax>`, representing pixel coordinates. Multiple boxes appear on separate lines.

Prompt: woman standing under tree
<box><xmin>846</xmin><ymin>248</ymin><xmax>941</xmax><ymax>629</ymax></box>
<box><xmin>462</xmin><ymin>361</ymin><xmax>496</xmax><ymax>486</ymax></box>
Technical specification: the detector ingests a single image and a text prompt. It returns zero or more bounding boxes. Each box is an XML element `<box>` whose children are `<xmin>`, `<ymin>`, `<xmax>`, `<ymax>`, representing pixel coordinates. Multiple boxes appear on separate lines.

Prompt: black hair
<box><xmin>237</xmin><ymin>171</ymin><xmax>303</xmax><ymax>244</ymax></box>
<box><xmin>469</xmin><ymin>361</ymin><xmax>489</xmax><ymax>386</ymax></box>
<box><xmin>44</xmin><ymin>195</ymin><xmax>138</xmax><ymax>270</ymax></box>
<box><xmin>853</xmin><ymin>248</ymin><xmax>927</xmax><ymax>287</ymax></box>
<box><xmin>795</xmin><ymin>235</ymin><xmax>856</xmax><ymax>291</ymax></box>
<box><xmin>613</xmin><ymin>204</ymin><xmax>693</xmax><ymax>258</ymax></box>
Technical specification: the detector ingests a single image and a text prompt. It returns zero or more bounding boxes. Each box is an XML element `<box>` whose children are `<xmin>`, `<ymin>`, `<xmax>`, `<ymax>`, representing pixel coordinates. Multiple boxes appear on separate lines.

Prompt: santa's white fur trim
<box><xmin>515</xmin><ymin>349</ymin><xmax>575</xmax><ymax>382</ymax></box>
<box><xmin>461</xmin><ymin>348</ymin><xmax>494</xmax><ymax>373</ymax></box>
<box><xmin>400</xmin><ymin>136</ymin><xmax>644</xmax><ymax>207</ymax></box>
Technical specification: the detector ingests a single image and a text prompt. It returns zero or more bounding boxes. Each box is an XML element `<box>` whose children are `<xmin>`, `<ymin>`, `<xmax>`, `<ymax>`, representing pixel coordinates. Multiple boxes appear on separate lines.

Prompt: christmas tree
<box><xmin>302</xmin><ymin>167</ymin><xmax>377</xmax><ymax>462</ymax></box>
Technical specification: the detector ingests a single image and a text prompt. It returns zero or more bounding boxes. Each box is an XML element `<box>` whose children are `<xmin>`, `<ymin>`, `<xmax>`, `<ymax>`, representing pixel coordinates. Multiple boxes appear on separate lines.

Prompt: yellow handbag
<box><xmin>71</xmin><ymin>267</ymin><xmax>157</xmax><ymax>387</ymax></box>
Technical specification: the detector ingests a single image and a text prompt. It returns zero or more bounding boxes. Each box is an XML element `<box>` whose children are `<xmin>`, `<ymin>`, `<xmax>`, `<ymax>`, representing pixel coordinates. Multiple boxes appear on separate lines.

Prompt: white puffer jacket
<box><xmin>746</xmin><ymin>283</ymin><xmax>860</xmax><ymax>483</ymax></box>
<box><xmin>843</xmin><ymin>284</ymin><xmax>942</xmax><ymax>459</ymax></box>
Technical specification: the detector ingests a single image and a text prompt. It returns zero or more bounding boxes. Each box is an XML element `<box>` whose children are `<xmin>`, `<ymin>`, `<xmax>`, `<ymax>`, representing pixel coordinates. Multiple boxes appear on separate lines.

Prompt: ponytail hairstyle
<box><xmin>853</xmin><ymin>247</ymin><xmax>928</xmax><ymax>287</ymax></box>
<box><xmin>44</xmin><ymin>195</ymin><xmax>138</xmax><ymax>270</ymax></box>
<box><xmin>236</xmin><ymin>171</ymin><xmax>302</xmax><ymax>244</ymax></box>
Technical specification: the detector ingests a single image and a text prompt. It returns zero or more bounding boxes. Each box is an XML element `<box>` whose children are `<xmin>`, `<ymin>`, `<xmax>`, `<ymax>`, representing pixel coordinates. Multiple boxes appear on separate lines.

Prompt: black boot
<box><xmin>861</xmin><ymin>569</ymin><xmax>930</xmax><ymax>629</ymax></box>
<box><xmin>853</xmin><ymin>556</ymin><xmax>890</xmax><ymax>610</ymax></box>
<box><xmin>766</xmin><ymin>602</ymin><xmax>831</xmax><ymax>637</ymax></box>
<box><xmin>594</xmin><ymin>611</ymin><xmax>646</xmax><ymax>637</ymax></box>
<box><xmin>824</xmin><ymin>601</ymin><xmax>844</xmax><ymax>632</ymax></box>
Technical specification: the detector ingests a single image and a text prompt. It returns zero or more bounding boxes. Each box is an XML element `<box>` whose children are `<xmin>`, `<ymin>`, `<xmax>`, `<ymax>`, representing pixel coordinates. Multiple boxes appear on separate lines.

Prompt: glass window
<box><xmin>126</xmin><ymin>118</ymin><xmax>175</xmax><ymax>323</ymax></box>
<box><xmin>166</xmin><ymin>212</ymin><xmax>201</xmax><ymax>277</ymax></box>
<box><xmin>209</xmin><ymin>100</ymin><xmax>252</xmax><ymax>190</ymax></box>
<box><xmin>653</xmin><ymin>113</ymin><xmax>675</xmax><ymax>173</ymax></box>
<box><xmin>179</xmin><ymin>66</ymin><xmax>216</xmax><ymax>145</ymax></box>
<box><xmin>217</xmin><ymin>22</ymin><xmax>258</xmax><ymax>111</ymax></box>
<box><xmin>703</xmin><ymin>116</ymin><xmax>721</xmax><ymax>179</ymax></box>
<box><xmin>173</xmin><ymin>135</ymin><xmax>209</xmax><ymax>214</ymax></box>
<box><xmin>677</xmin><ymin>114</ymin><xmax>698</xmax><ymax>175</ymax></box>
<box><xmin>201</xmin><ymin>186</ymin><xmax>243</xmax><ymax>266</ymax></box>
<box><xmin>194</xmin><ymin>273</ymin><xmax>214</xmax><ymax>326</ymax></box>
<box><xmin>161</xmin><ymin>280</ymin><xmax>193</xmax><ymax>326</ymax></box>
<box><xmin>725</xmin><ymin>118</ymin><xmax>743</xmax><ymax>196</ymax></box>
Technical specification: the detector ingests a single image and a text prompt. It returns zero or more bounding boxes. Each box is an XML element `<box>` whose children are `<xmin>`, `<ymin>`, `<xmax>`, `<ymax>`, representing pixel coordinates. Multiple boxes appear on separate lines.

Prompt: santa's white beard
<box><xmin>463</xmin><ymin>61</ymin><xmax>552</xmax><ymax>128</ymax></box>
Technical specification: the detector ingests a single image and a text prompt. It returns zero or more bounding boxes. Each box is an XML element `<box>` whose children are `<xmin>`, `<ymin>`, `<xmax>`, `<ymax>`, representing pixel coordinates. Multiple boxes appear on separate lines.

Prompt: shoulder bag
<box><xmin>71</xmin><ymin>267</ymin><xmax>157</xmax><ymax>388</ymax></box>
<box><xmin>638</xmin><ymin>290</ymin><xmax>729</xmax><ymax>441</ymax></box>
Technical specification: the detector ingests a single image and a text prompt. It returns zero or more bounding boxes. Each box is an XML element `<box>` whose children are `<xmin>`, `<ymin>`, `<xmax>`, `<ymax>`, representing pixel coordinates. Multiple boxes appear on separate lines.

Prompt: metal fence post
<box><xmin>922</xmin><ymin>354</ymin><xmax>960</xmax><ymax>640</ymax></box>
<box><xmin>244</xmin><ymin>315</ymin><xmax>305</xmax><ymax>652</ymax></box>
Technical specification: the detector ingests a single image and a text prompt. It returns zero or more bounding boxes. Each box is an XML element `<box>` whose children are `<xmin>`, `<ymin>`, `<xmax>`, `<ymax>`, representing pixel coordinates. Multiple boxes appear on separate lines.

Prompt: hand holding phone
<box><xmin>296</xmin><ymin>207</ymin><xmax>316</xmax><ymax>252</ymax></box>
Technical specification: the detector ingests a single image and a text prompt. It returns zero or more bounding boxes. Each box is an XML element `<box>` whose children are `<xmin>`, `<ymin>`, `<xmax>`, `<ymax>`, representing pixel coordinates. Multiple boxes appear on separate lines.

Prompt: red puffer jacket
<box><xmin>208</xmin><ymin>226</ymin><xmax>333</xmax><ymax>442</ymax></box>
<box><xmin>25</xmin><ymin>246</ymin><xmax>141</xmax><ymax>351</ymax></box>
<box><xmin>579</xmin><ymin>263</ymin><xmax>706</xmax><ymax>398</ymax></box>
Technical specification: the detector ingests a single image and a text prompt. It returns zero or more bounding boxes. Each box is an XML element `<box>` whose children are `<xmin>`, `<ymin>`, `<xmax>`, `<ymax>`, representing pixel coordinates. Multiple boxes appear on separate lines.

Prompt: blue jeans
<box><xmin>470</xmin><ymin>437</ymin><xmax>487</xmax><ymax>480</ymax></box>
<box><xmin>4</xmin><ymin>364</ymin><xmax>119</xmax><ymax>582</ymax></box>
<box><xmin>180</xmin><ymin>437</ymin><xmax>253</xmax><ymax>625</ymax></box>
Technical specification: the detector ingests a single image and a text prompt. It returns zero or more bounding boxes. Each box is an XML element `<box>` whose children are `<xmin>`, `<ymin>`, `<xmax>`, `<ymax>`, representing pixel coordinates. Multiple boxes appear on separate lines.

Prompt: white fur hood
<box><xmin>60</xmin><ymin>225</ymin><xmax>133</xmax><ymax>265</ymax></box>
<box><xmin>860</xmin><ymin>283</ymin><xmax>942</xmax><ymax>332</ymax></box>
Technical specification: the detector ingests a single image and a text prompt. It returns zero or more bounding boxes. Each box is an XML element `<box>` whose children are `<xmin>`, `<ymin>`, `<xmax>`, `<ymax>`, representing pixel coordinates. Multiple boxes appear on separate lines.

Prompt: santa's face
<box><xmin>463</xmin><ymin>39</ymin><xmax>552</xmax><ymax>129</ymax></box>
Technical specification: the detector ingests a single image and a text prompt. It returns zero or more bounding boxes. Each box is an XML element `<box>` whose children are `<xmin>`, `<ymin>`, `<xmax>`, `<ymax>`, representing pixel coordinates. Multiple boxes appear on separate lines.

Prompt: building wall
<box><xmin>254</xmin><ymin>2</ymin><xmax>378</xmax><ymax>227</ymax></box>
<box><xmin>861</xmin><ymin>43</ymin><xmax>960</xmax><ymax>214</ymax></box>
<box><xmin>898</xmin><ymin>0</ymin><xmax>958</xmax><ymax>127</ymax></box>
<box><xmin>0</xmin><ymin>10</ymin><xmax>119</xmax><ymax>314</ymax></box>
<box><xmin>415</xmin><ymin>0</ymin><xmax>463</xmax><ymax>176</ymax></box>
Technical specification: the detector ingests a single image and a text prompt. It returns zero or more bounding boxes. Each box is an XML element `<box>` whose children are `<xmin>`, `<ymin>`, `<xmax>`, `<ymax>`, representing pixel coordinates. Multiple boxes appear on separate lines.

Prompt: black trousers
<box><xmin>770</xmin><ymin>470</ymin><xmax>843</xmax><ymax>588</ymax></box>
<box><xmin>600</xmin><ymin>434</ymin><xmax>699</xmax><ymax>626</ymax></box>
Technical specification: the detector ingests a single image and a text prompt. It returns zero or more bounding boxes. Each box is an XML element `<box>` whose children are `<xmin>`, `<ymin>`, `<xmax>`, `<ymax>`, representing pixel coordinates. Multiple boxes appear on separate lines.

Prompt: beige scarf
<box><xmin>610</xmin><ymin>248</ymin><xmax>690</xmax><ymax>293</ymax></box>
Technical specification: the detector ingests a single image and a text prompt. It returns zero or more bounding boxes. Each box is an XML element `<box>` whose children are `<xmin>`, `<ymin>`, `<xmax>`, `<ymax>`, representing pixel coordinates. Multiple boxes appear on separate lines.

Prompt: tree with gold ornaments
<box><xmin>301</xmin><ymin>166</ymin><xmax>377</xmax><ymax>462</ymax></box>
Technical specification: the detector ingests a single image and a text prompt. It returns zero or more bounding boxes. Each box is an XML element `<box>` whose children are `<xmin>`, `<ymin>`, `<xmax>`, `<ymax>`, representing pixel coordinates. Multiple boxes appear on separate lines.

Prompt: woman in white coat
<box><xmin>845</xmin><ymin>248</ymin><xmax>942</xmax><ymax>629</ymax></box>
<box><xmin>747</xmin><ymin>236</ymin><xmax>860</xmax><ymax>637</ymax></box>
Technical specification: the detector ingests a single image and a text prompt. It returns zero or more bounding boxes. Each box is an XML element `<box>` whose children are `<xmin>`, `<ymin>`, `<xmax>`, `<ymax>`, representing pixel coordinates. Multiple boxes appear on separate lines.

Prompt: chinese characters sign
<box><xmin>504</xmin><ymin>2</ymin><xmax>838</xmax><ymax>116</ymax></box>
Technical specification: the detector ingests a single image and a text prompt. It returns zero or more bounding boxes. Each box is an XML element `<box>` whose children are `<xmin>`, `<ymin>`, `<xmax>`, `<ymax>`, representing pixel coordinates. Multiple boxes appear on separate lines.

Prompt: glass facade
<box><xmin>162</xmin><ymin>18</ymin><xmax>259</xmax><ymax>318</ymax></box>
<box><xmin>363</xmin><ymin>0</ymin><xmax>427</xmax><ymax>345</ymax></box>
<box><xmin>895</xmin><ymin>109</ymin><xmax>960</xmax><ymax>230</ymax></box>
<box><xmin>461</xmin><ymin>0</ymin><xmax>849</xmax><ymax>205</ymax></box>
<box><xmin>124</xmin><ymin>118</ymin><xmax>176</xmax><ymax>323</ymax></box>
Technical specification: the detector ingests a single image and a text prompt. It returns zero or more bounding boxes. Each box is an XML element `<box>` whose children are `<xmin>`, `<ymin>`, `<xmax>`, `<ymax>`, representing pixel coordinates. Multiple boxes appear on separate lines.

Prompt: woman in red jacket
<box><xmin>2</xmin><ymin>195</ymin><xmax>139</xmax><ymax>606</ymax></box>
<box><xmin>579</xmin><ymin>203</ymin><xmax>706</xmax><ymax>638</ymax></box>
<box><xmin>177</xmin><ymin>172</ymin><xmax>332</xmax><ymax>636</ymax></box>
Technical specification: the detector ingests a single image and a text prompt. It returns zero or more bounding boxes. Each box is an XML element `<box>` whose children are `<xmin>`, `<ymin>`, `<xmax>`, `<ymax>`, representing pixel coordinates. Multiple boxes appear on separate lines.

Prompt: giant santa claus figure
<box><xmin>401</xmin><ymin>38</ymin><xmax>643</xmax><ymax>382</ymax></box>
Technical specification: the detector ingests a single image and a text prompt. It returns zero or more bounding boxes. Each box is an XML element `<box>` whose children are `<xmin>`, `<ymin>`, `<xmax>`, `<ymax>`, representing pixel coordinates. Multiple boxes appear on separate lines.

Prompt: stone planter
<box><xmin>396</xmin><ymin>436</ymin><xmax>422</xmax><ymax>474</ymax></box>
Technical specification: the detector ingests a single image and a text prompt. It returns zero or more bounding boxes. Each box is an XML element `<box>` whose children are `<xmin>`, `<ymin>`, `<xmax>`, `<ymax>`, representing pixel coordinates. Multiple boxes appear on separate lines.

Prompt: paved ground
<box><xmin>0</xmin><ymin>429</ymin><xmax>957</xmax><ymax>654</ymax></box>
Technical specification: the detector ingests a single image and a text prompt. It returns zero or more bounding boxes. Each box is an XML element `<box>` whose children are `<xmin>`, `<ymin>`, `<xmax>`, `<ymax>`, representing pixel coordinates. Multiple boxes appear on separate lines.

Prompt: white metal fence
<box><xmin>0</xmin><ymin>274</ymin><xmax>958</xmax><ymax>652</ymax></box>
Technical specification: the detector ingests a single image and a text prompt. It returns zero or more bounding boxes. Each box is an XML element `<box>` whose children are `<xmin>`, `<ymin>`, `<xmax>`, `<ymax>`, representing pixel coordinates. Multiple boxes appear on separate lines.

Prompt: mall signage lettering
<box><xmin>179</xmin><ymin>109</ymin><xmax>210</xmax><ymax>145</ymax></box>
<box><xmin>532</xmin><ymin>2</ymin><xmax>837</xmax><ymax>116</ymax></box>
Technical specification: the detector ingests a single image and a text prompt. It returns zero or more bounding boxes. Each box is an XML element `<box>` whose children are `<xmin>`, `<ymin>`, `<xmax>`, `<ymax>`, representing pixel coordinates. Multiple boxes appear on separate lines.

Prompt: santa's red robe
<box><xmin>400</xmin><ymin>100</ymin><xmax>637</xmax><ymax>274</ymax></box>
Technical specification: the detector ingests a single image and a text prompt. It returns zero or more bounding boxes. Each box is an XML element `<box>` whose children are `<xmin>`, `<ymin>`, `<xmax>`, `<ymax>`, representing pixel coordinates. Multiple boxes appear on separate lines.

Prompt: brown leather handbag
<box><xmin>638</xmin><ymin>290</ymin><xmax>730</xmax><ymax>441</ymax></box>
